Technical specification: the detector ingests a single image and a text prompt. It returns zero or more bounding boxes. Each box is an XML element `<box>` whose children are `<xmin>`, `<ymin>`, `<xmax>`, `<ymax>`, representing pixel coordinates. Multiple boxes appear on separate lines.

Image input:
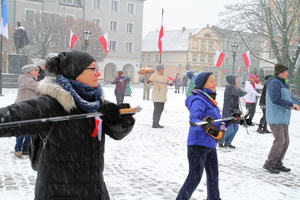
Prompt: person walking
<box><xmin>141</xmin><ymin>72</ymin><xmax>151</xmax><ymax>100</ymax></box>
<box><xmin>263</xmin><ymin>63</ymin><xmax>300</xmax><ymax>174</ymax></box>
<box><xmin>0</xmin><ymin>50</ymin><xmax>136</xmax><ymax>199</ymax></box>
<box><xmin>14</xmin><ymin>64</ymin><xmax>40</xmax><ymax>157</ymax></box>
<box><xmin>176</xmin><ymin>70</ymin><xmax>238</xmax><ymax>200</ymax></box>
<box><xmin>111</xmin><ymin>71</ymin><xmax>130</xmax><ymax>105</ymax></box>
<box><xmin>257</xmin><ymin>75</ymin><xmax>273</xmax><ymax>134</ymax></box>
<box><xmin>147</xmin><ymin>64</ymin><xmax>173</xmax><ymax>128</ymax></box>
<box><xmin>244</xmin><ymin>74</ymin><xmax>263</xmax><ymax>125</ymax></box>
<box><xmin>174</xmin><ymin>73</ymin><xmax>182</xmax><ymax>93</ymax></box>
<box><xmin>182</xmin><ymin>75</ymin><xmax>188</xmax><ymax>93</ymax></box>
<box><xmin>218</xmin><ymin>75</ymin><xmax>247</xmax><ymax>148</ymax></box>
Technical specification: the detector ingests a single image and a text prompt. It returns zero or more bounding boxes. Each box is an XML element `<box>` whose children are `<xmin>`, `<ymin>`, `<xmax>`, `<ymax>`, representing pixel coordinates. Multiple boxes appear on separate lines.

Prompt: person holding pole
<box><xmin>0</xmin><ymin>50</ymin><xmax>135</xmax><ymax>199</ymax></box>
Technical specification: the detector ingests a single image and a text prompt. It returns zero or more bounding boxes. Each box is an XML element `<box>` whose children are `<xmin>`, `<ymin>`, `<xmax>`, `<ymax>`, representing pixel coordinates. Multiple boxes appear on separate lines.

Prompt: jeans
<box><xmin>176</xmin><ymin>145</ymin><xmax>219</xmax><ymax>200</ymax></box>
<box><xmin>15</xmin><ymin>135</ymin><xmax>31</xmax><ymax>152</ymax></box>
<box><xmin>223</xmin><ymin>123</ymin><xmax>239</xmax><ymax>146</ymax></box>
<box><xmin>182</xmin><ymin>86</ymin><xmax>187</xmax><ymax>93</ymax></box>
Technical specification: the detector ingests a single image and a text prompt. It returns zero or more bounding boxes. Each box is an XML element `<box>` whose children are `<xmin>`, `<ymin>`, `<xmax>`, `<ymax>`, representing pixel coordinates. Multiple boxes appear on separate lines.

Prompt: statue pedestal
<box><xmin>8</xmin><ymin>54</ymin><xmax>28</xmax><ymax>74</ymax></box>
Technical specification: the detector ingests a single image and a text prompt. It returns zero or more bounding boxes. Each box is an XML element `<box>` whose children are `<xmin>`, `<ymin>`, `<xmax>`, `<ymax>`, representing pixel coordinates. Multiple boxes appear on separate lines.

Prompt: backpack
<box><xmin>28</xmin><ymin>123</ymin><xmax>56</xmax><ymax>171</ymax></box>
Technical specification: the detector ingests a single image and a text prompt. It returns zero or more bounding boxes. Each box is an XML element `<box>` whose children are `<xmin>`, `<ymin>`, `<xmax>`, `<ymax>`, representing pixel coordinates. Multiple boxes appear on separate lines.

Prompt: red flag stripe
<box><xmin>69</xmin><ymin>30</ymin><xmax>77</xmax><ymax>49</ymax></box>
<box><xmin>99</xmin><ymin>33</ymin><xmax>109</xmax><ymax>53</ymax></box>
<box><xmin>158</xmin><ymin>9</ymin><xmax>164</xmax><ymax>54</ymax></box>
<box><xmin>242</xmin><ymin>50</ymin><xmax>251</xmax><ymax>67</ymax></box>
<box><xmin>214</xmin><ymin>50</ymin><xmax>225</xmax><ymax>67</ymax></box>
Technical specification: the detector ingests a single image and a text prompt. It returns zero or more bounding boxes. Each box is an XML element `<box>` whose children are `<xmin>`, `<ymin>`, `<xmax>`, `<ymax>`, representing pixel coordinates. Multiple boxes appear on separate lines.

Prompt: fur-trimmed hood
<box><xmin>37</xmin><ymin>77</ymin><xmax>104</xmax><ymax>112</ymax></box>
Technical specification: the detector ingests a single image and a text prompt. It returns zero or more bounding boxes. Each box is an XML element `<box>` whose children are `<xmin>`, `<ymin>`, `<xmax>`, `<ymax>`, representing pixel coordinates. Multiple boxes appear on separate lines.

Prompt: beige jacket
<box><xmin>149</xmin><ymin>71</ymin><xmax>172</xmax><ymax>102</ymax></box>
<box><xmin>15</xmin><ymin>73</ymin><xmax>39</xmax><ymax>103</ymax></box>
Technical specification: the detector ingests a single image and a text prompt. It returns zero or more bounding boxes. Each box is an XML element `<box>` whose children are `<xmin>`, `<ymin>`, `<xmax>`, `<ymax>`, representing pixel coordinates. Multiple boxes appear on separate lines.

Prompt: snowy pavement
<box><xmin>0</xmin><ymin>83</ymin><xmax>300</xmax><ymax>200</ymax></box>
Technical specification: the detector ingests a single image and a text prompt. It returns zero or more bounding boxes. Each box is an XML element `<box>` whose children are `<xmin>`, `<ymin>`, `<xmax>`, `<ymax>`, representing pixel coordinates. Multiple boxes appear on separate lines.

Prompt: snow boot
<box><xmin>263</xmin><ymin>164</ymin><xmax>280</xmax><ymax>174</ymax></box>
<box><xmin>257</xmin><ymin>126</ymin><xmax>264</xmax><ymax>134</ymax></box>
<box><xmin>276</xmin><ymin>166</ymin><xmax>291</xmax><ymax>172</ymax></box>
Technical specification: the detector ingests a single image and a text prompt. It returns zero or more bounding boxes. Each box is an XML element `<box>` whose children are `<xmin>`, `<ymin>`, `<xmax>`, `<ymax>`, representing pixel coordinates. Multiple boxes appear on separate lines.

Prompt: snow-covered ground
<box><xmin>0</xmin><ymin>83</ymin><xmax>300</xmax><ymax>200</ymax></box>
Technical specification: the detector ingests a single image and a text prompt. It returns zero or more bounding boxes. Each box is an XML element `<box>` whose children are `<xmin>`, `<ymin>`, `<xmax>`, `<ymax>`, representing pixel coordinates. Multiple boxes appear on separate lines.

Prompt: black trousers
<box><xmin>245</xmin><ymin>103</ymin><xmax>256</xmax><ymax>123</ymax></box>
<box><xmin>153</xmin><ymin>102</ymin><xmax>165</xmax><ymax>126</ymax></box>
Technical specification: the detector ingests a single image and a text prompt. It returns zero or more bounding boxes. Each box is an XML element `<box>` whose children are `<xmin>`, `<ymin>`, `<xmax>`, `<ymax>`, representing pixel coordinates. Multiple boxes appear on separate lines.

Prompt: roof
<box><xmin>142</xmin><ymin>28</ymin><xmax>200</xmax><ymax>52</ymax></box>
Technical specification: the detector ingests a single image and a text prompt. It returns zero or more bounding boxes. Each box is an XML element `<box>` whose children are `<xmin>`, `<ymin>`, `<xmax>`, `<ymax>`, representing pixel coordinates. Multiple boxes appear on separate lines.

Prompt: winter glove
<box><xmin>201</xmin><ymin>116</ymin><xmax>215</xmax><ymax>131</ymax></box>
<box><xmin>99</xmin><ymin>102</ymin><xmax>121</xmax><ymax>123</ymax></box>
<box><xmin>169</xmin><ymin>82</ymin><xmax>174</xmax><ymax>86</ymax></box>
<box><xmin>230</xmin><ymin>109</ymin><xmax>241</xmax><ymax>124</ymax></box>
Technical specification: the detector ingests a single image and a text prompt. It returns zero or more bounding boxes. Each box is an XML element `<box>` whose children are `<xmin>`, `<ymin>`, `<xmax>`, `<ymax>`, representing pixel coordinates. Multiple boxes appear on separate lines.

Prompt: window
<box><xmin>93</xmin><ymin>18</ymin><xmax>101</xmax><ymax>27</ymax></box>
<box><xmin>148</xmin><ymin>55</ymin><xmax>151</xmax><ymax>61</ymax></box>
<box><xmin>61</xmin><ymin>0</ymin><xmax>73</xmax><ymax>4</ymax></box>
<box><xmin>110</xmin><ymin>20</ymin><xmax>118</xmax><ymax>32</ymax></box>
<box><xmin>200</xmin><ymin>55</ymin><xmax>204</xmax><ymax>63</ymax></box>
<box><xmin>109</xmin><ymin>40</ymin><xmax>117</xmax><ymax>51</ymax></box>
<box><xmin>209</xmin><ymin>42</ymin><xmax>213</xmax><ymax>50</ymax></box>
<box><xmin>208</xmin><ymin>56</ymin><xmax>212</xmax><ymax>64</ymax></box>
<box><xmin>111</xmin><ymin>0</ymin><xmax>119</xmax><ymax>12</ymax></box>
<box><xmin>142</xmin><ymin>55</ymin><xmax>145</xmax><ymax>61</ymax></box>
<box><xmin>226</xmin><ymin>41</ymin><xmax>229</xmax><ymax>50</ymax></box>
<box><xmin>94</xmin><ymin>0</ymin><xmax>101</xmax><ymax>9</ymax></box>
<box><xmin>126</xmin><ymin>23</ymin><xmax>134</xmax><ymax>34</ymax></box>
<box><xmin>225</xmin><ymin>58</ymin><xmax>229</xmax><ymax>65</ymax></box>
<box><xmin>127</xmin><ymin>3</ymin><xmax>135</xmax><ymax>14</ymax></box>
<box><xmin>25</xmin><ymin>9</ymin><xmax>35</xmax><ymax>16</ymax></box>
<box><xmin>201</xmin><ymin>41</ymin><xmax>206</xmax><ymax>50</ymax></box>
<box><xmin>126</xmin><ymin>42</ymin><xmax>133</xmax><ymax>52</ymax></box>
<box><xmin>192</xmin><ymin>55</ymin><xmax>197</xmax><ymax>63</ymax></box>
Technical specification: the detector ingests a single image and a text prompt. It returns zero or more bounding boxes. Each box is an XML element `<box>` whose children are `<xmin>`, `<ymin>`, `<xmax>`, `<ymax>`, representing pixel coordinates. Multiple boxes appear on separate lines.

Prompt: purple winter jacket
<box><xmin>111</xmin><ymin>76</ymin><xmax>130</xmax><ymax>94</ymax></box>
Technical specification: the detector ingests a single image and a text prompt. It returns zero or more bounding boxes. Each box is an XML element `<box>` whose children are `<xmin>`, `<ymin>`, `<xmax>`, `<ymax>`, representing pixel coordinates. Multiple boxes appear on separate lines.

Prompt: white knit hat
<box><xmin>22</xmin><ymin>64</ymin><xmax>37</xmax><ymax>73</ymax></box>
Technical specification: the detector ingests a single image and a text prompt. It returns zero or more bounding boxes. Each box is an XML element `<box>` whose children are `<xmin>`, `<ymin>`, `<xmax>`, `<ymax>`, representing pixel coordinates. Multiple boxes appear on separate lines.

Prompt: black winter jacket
<box><xmin>222</xmin><ymin>75</ymin><xmax>247</xmax><ymax>118</ymax></box>
<box><xmin>0</xmin><ymin>77</ymin><xmax>135</xmax><ymax>200</ymax></box>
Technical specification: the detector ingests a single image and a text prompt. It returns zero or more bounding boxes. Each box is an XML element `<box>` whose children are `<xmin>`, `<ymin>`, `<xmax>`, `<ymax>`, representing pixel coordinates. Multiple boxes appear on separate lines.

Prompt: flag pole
<box><xmin>158</xmin><ymin>8</ymin><xmax>164</xmax><ymax>64</ymax></box>
<box><xmin>0</xmin><ymin>0</ymin><xmax>3</xmax><ymax>96</ymax></box>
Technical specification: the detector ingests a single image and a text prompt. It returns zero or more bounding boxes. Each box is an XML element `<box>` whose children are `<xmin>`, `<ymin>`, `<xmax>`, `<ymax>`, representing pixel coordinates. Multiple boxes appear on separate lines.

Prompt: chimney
<box><xmin>182</xmin><ymin>27</ymin><xmax>186</xmax><ymax>32</ymax></box>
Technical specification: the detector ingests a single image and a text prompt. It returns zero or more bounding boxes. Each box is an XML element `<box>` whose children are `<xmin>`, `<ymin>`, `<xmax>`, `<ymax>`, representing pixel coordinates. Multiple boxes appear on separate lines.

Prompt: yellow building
<box><xmin>141</xmin><ymin>25</ymin><xmax>223</xmax><ymax>85</ymax></box>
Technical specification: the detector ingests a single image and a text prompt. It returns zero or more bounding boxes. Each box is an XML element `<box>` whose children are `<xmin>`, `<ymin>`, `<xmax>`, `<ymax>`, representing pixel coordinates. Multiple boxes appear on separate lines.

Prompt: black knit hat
<box><xmin>274</xmin><ymin>63</ymin><xmax>289</xmax><ymax>76</ymax></box>
<box><xmin>195</xmin><ymin>72</ymin><xmax>213</xmax><ymax>90</ymax></box>
<box><xmin>45</xmin><ymin>50</ymin><xmax>96</xmax><ymax>80</ymax></box>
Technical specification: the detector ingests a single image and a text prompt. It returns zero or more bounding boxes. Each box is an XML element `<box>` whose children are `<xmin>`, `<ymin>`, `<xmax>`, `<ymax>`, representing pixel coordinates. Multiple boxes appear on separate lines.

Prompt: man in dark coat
<box><xmin>219</xmin><ymin>75</ymin><xmax>247</xmax><ymax>148</ymax></box>
<box><xmin>13</xmin><ymin>21</ymin><xmax>29</xmax><ymax>54</ymax></box>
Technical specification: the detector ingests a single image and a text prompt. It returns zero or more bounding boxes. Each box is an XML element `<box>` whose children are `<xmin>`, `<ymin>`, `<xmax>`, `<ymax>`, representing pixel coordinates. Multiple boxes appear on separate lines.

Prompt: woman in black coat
<box><xmin>0</xmin><ymin>50</ymin><xmax>135</xmax><ymax>200</ymax></box>
<box><xmin>219</xmin><ymin>75</ymin><xmax>246</xmax><ymax>148</ymax></box>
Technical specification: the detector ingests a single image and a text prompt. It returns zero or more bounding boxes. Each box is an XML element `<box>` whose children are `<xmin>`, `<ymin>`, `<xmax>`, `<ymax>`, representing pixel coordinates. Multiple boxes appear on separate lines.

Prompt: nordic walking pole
<box><xmin>239</xmin><ymin>102</ymin><xmax>249</xmax><ymax>135</ymax></box>
<box><xmin>190</xmin><ymin>117</ymin><xmax>234</xmax><ymax>126</ymax></box>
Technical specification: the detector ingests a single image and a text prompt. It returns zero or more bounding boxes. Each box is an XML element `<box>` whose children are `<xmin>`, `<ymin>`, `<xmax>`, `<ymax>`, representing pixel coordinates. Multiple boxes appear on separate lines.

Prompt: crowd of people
<box><xmin>1</xmin><ymin>52</ymin><xmax>299</xmax><ymax>199</ymax></box>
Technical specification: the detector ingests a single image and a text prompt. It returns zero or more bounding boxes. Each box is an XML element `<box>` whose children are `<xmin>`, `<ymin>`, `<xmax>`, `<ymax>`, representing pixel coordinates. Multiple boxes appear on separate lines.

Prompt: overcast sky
<box><xmin>142</xmin><ymin>0</ymin><xmax>243</xmax><ymax>38</ymax></box>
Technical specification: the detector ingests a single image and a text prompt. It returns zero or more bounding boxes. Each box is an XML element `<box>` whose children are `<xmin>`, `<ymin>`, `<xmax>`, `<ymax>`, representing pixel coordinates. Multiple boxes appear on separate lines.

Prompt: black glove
<box><xmin>201</xmin><ymin>116</ymin><xmax>214</xmax><ymax>131</ymax></box>
<box><xmin>99</xmin><ymin>102</ymin><xmax>121</xmax><ymax>123</ymax></box>
<box><xmin>230</xmin><ymin>109</ymin><xmax>241</xmax><ymax>124</ymax></box>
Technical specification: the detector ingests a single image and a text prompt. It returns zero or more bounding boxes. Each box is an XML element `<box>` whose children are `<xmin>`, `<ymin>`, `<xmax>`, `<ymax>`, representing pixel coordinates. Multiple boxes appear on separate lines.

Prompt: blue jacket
<box><xmin>185</xmin><ymin>88</ymin><xmax>222</xmax><ymax>148</ymax></box>
<box><xmin>266</xmin><ymin>76</ymin><xmax>300</xmax><ymax>124</ymax></box>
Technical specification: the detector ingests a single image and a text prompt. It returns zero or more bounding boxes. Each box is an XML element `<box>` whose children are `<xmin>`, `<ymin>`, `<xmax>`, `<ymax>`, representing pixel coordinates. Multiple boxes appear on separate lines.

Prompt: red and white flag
<box><xmin>99</xmin><ymin>32</ymin><xmax>109</xmax><ymax>53</ymax></box>
<box><xmin>238</xmin><ymin>66</ymin><xmax>241</xmax><ymax>74</ymax></box>
<box><xmin>214</xmin><ymin>50</ymin><xmax>225</xmax><ymax>67</ymax></box>
<box><xmin>242</xmin><ymin>50</ymin><xmax>251</xmax><ymax>72</ymax></box>
<box><xmin>69</xmin><ymin>30</ymin><xmax>77</xmax><ymax>49</ymax></box>
<box><xmin>158</xmin><ymin>9</ymin><xmax>164</xmax><ymax>54</ymax></box>
<box><xmin>92</xmin><ymin>116</ymin><xmax>102</xmax><ymax>141</ymax></box>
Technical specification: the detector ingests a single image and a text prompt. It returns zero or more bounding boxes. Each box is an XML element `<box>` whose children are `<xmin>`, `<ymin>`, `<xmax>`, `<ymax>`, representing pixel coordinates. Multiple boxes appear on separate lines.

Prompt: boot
<box><xmin>264</xmin><ymin>129</ymin><xmax>272</xmax><ymax>133</ymax></box>
<box><xmin>257</xmin><ymin>126</ymin><xmax>264</xmax><ymax>134</ymax></box>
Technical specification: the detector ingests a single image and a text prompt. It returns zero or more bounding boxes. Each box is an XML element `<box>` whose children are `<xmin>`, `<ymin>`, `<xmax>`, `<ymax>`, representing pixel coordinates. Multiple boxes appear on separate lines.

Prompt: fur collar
<box><xmin>37</xmin><ymin>77</ymin><xmax>104</xmax><ymax>112</ymax></box>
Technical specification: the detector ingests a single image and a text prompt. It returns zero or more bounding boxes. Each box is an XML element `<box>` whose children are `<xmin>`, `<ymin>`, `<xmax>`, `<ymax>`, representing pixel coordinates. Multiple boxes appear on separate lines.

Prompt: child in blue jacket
<box><xmin>176</xmin><ymin>71</ymin><xmax>239</xmax><ymax>200</ymax></box>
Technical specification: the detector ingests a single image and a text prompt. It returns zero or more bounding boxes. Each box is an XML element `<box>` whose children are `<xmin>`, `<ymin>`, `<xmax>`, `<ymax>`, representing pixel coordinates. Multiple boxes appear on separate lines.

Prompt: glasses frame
<box><xmin>85</xmin><ymin>67</ymin><xmax>99</xmax><ymax>75</ymax></box>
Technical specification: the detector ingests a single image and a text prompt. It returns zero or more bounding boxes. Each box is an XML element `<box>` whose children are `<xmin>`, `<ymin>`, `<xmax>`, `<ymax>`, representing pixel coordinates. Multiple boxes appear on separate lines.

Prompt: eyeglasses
<box><xmin>85</xmin><ymin>67</ymin><xmax>99</xmax><ymax>75</ymax></box>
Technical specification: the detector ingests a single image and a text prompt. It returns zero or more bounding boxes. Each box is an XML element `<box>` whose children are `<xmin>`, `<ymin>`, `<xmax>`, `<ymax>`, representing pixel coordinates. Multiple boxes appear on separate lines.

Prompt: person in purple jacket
<box><xmin>176</xmin><ymin>70</ymin><xmax>239</xmax><ymax>200</ymax></box>
<box><xmin>111</xmin><ymin>71</ymin><xmax>130</xmax><ymax>105</ymax></box>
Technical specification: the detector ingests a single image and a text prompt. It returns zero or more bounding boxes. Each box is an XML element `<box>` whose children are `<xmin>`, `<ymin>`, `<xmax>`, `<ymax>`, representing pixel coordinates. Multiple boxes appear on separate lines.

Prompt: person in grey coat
<box><xmin>218</xmin><ymin>75</ymin><xmax>246</xmax><ymax>148</ymax></box>
<box><xmin>14</xmin><ymin>64</ymin><xmax>40</xmax><ymax>157</ymax></box>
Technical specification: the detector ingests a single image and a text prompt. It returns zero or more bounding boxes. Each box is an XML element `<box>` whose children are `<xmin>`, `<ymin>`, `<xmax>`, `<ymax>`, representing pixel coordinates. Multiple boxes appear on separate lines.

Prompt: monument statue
<box><xmin>13</xmin><ymin>21</ymin><xmax>29</xmax><ymax>54</ymax></box>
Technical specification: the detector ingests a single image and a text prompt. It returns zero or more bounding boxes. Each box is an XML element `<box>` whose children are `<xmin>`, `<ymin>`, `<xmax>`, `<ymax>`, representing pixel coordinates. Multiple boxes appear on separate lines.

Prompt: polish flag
<box><xmin>214</xmin><ymin>50</ymin><xmax>225</xmax><ymax>67</ymax></box>
<box><xmin>99</xmin><ymin>32</ymin><xmax>109</xmax><ymax>53</ymax></box>
<box><xmin>242</xmin><ymin>50</ymin><xmax>251</xmax><ymax>68</ymax></box>
<box><xmin>158</xmin><ymin>9</ymin><xmax>164</xmax><ymax>54</ymax></box>
<box><xmin>238</xmin><ymin>66</ymin><xmax>241</xmax><ymax>74</ymax></box>
<box><xmin>69</xmin><ymin>30</ymin><xmax>77</xmax><ymax>49</ymax></box>
<box><xmin>92</xmin><ymin>116</ymin><xmax>102</xmax><ymax>141</ymax></box>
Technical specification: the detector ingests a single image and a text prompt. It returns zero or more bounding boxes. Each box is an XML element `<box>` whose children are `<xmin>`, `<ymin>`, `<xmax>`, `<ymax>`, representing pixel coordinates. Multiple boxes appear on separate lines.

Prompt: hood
<box><xmin>226</xmin><ymin>75</ymin><xmax>236</xmax><ymax>85</ymax></box>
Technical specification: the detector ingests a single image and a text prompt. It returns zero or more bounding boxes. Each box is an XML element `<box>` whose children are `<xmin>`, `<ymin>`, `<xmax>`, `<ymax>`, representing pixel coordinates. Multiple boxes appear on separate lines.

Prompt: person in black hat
<box><xmin>263</xmin><ymin>63</ymin><xmax>300</xmax><ymax>174</ymax></box>
<box><xmin>176</xmin><ymin>70</ymin><xmax>238</xmax><ymax>200</ymax></box>
<box><xmin>37</xmin><ymin>59</ymin><xmax>46</xmax><ymax>81</ymax></box>
<box><xmin>0</xmin><ymin>50</ymin><xmax>136</xmax><ymax>199</ymax></box>
<box><xmin>147</xmin><ymin>64</ymin><xmax>173</xmax><ymax>128</ymax></box>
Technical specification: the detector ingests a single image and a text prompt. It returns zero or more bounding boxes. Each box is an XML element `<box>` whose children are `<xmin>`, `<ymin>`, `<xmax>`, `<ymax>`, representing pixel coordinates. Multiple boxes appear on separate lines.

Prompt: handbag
<box><xmin>28</xmin><ymin>123</ymin><xmax>56</xmax><ymax>171</ymax></box>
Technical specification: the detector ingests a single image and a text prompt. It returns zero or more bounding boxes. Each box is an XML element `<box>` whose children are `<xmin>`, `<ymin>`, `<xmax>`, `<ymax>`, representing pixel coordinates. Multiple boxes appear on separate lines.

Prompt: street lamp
<box><xmin>83</xmin><ymin>30</ymin><xmax>91</xmax><ymax>52</ymax></box>
<box><xmin>231</xmin><ymin>42</ymin><xmax>239</xmax><ymax>74</ymax></box>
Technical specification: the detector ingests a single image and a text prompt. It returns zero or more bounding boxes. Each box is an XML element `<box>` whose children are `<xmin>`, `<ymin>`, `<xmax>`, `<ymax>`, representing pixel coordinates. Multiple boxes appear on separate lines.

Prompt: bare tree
<box><xmin>21</xmin><ymin>13</ymin><xmax>106</xmax><ymax>61</ymax></box>
<box><xmin>219</xmin><ymin>0</ymin><xmax>300</xmax><ymax>82</ymax></box>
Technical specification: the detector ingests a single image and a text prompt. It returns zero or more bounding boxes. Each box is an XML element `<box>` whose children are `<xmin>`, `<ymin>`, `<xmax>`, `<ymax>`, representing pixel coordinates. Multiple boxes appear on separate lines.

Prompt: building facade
<box><xmin>6</xmin><ymin>0</ymin><xmax>145</xmax><ymax>82</ymax></box>
<box><xmin>141</xmin><ymin>25</ymin><xmax>224</xmax><ymax>86</ymax></box>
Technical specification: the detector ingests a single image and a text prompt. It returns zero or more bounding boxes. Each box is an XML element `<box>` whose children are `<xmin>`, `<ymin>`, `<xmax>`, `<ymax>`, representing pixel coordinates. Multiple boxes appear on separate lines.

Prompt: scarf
<box><xmin>250</xmin><ymin>81</ymin><xmax>256</xmax><ymax>90</ymax></box>
<box><xmin>192</xmin><ymin>88</ymin><xmax>218</xmax><ymax>107</ymax></box>
<box><xmin>56</xmin><ymin>74</ymin><xmax>103</xmax><ymax>113</ymax></box>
